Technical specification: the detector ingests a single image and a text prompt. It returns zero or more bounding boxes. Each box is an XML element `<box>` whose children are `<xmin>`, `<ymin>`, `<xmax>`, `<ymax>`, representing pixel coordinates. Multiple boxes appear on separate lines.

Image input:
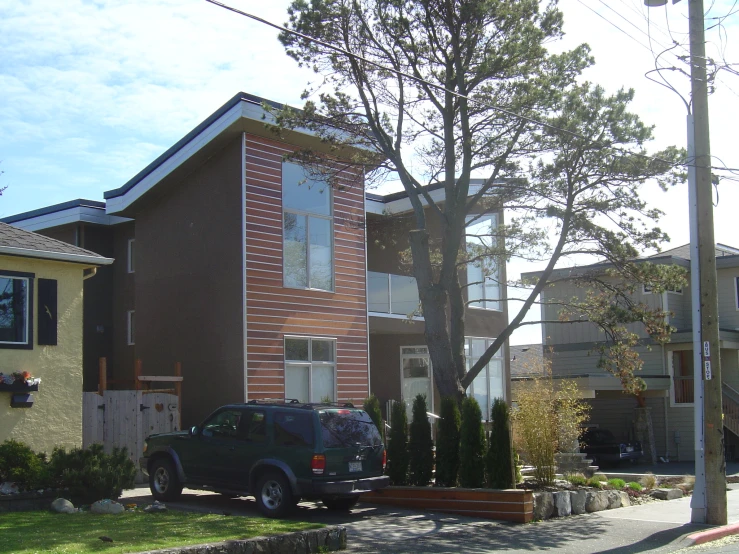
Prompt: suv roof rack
<box><xmin>244</xmin><ymin>399</ymin><xmax>356</xmax><ymax>409</ymax></box>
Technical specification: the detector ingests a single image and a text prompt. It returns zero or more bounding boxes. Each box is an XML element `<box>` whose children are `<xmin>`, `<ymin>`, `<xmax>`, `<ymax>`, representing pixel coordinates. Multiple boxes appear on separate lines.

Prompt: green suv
<box><xmin>139</xmin><ymin>400</ymin><xmax>389</xmax><ymax>518</ymax></box>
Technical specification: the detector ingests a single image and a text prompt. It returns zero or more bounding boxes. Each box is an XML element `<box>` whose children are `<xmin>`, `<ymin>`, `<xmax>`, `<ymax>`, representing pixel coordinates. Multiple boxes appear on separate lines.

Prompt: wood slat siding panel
<box><xmin>244</xmin><ymin>133</ymin><xmax>369</xmax><ymax>401</ymax></box>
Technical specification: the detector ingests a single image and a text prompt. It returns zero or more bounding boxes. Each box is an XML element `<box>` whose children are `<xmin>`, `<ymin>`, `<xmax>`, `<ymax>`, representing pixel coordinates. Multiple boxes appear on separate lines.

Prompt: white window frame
<box><xmin>282</xmin><ymin>164</ymin><xmax>334</xmax><ymax>292</ymax></box>
<box><xmin>0</xmin><ymin>273</ymin><xmax>32</xmax><ymax>348</ymax></box>
<box><xmin>465</xmin><ymin>336</ymin><xmax>505</xmax><ymax>420</ymax></box>
<box><xmin>127</xmin><ymin>239</ymin><xmax>135</xmax><ymax>274</ymax></box>
<box><xmin>668</xmin><ymin>348</ymin><xmax>694</xmax><ymax>408</ymax></box>
<box><xmin>735</xmin><ymin>276</ymin><xmax>739</xmax><ymax>310</ymax></box>
<box><xmin>127</xmin><ymin>310</ymin><xmax>135</xmax><ymax>346</ymax></box>
<box><xmin>465</xmin><ymin>213</ymin><xmax>501</xmax><ymax>311</ymax></box>
<box><xmin>284</xmin><ymin>335</ymin><xmax>337</xmax><ymax>403</ymax></box>
<box><xmin>399</xmin><ymin>345</ymin><xmax>434</xmax><ymax>417</ymax></box>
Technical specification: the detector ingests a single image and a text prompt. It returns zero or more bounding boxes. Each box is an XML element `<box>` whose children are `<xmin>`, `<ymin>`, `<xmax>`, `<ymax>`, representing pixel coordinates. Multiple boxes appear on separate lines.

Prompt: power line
<box><xmin>204</xmin><ymin>0</ymin><xmax>739</xmax><ymax>175</ymax></box>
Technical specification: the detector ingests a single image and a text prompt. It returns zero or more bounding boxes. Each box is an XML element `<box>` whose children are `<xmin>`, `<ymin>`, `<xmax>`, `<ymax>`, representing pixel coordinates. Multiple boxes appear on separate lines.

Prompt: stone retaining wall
<box><xmin>533</xmin><ymin>490</ymin><xmax>630</xmax><ymax>521</ymax></box>
<box><xmin>138</xmin><ymin>526</ymin><xmax>347</xmax><ymax>554</ymax></box>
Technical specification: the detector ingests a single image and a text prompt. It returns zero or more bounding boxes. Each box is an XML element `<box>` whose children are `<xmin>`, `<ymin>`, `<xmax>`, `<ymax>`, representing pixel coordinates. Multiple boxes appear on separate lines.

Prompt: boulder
<box><xmin>533</xmin><ymin>492</ymin><xmax>554</xmax><ymax>520</ymax></box>
<box><xmin>91</xmin><ymin>499</ymin><xmax>125</xmax><ymax>515</ymax></box>
<box><xmin>607</xmin><ymin>490</ymin><xmax>622</xmax><ymax>509</ymax></box>
<box><xmin>570</xmin><ymin>490</ymin><xmax>587</xmax><ymax>515</ymax></box>
<box><xmin>651</xmin><ymin>488</ymin><xmax>684</xmax><ymax>500</ymax></box>
<box><xmin>585</xmin><ymin>491</ymin><xmax>609</xmax><ymax>513</ymax></box>
<box><xmin>553</xmin><ymin>491</ymin><xmax>572</xmax><ymax>517</ymax></box>
<box><xmin>50</xmin><ymin>498</ymin><xmax>77</xmax><ymax>514</ymax></box>
<box><xmin>0</xmin><ymin>482</ymin><xmax>19</xmax><ymax>495</ymax></box>
<box><xmin>618</xmin><ymin>491</ymin><xmax>631</xmax><ymax>508</ymax></box>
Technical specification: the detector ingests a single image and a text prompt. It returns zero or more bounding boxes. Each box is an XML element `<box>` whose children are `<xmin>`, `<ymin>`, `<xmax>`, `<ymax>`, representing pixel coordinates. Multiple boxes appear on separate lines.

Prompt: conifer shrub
<box><xmin>363</xmin><ymin>394</ymin><xmax>384</xmax><ymax>439</ymax></box>
<box><xmin>435</xmin><ymin>396</ymin><xmax>461</xmax><ymax>487</ymax></box>
<box><xmin>607</xmin><ymin>478</ymin><xmax>626</xmax><ymax>489</ymax></box>
<box><xmin>459</xmin><ymin>397</ymin><xmax>485</xmax><ymax>488</ymax></box>
<box><xmin>0</xmin><ymin>439</ymin><xmax>50</xmax><ymax>490</ymax></box>
<box><xmin>567</xmin><ymin>474</ymin><xmax>588</xmax><ymax>486</ymax></box>
<box><xmin>387</xmin><ymin>401</ymin><xmax>409</xmax><ymax>485</ymax></box>
<box><xmin>48</xmin><ymin>444</ymin><xmax>136</xmax><ymax>504</ymax></box>
<box><xmin>485</xmin><ymin>398</ymin><xmax>514</xmax><ymax>489</ymax></box>
<box><xmin>586</xmin><ymin>477</ymin><xmax>602</xmax><ymax>489</ymax></box>
<box><xmin>408</xmin><ymin>394</ymin><xmax>434</xmax><ymax>486</ymax></box>
<box><xmin>627</xmin><ymin>481</ymin><xmax>643</xmax><ymax>491</ymax></box>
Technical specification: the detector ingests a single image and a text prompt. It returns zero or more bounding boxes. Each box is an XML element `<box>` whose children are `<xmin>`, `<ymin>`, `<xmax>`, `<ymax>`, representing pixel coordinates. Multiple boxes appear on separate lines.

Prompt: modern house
<box><xmin>3</xmin><ymin>92</ymin><xmax>510</xmax><ymax>428</ymax></box>
<box><xmin>524</xmin><ymin>244</ymin><xmax>739</xmax><ymax>461</ymax></box>
<box><xmin>0</xmin><ymin>222</ymin><xmax>112</xmax><ymax>452</ymax></box>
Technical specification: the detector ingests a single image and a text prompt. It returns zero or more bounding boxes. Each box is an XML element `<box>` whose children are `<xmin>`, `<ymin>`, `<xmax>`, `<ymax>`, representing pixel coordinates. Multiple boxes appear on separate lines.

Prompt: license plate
<box><xmin>348</xmin><ymin>461</ymin><xmax>362</xmax><ymax>472</ymax></box>
<box><xmin>626</xmin><ymin>446</ymin><xmax>634</xmax><ymax>453</ymax></box>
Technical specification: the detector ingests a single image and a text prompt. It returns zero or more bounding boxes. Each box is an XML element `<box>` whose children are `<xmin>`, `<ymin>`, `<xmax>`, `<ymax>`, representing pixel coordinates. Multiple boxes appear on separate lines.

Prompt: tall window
<box><xmin>127</xmin><ymin>310</ymin><xmax>135</xmax><ymax>346</ymax></box>
<box><xmin>466</xmin><ymin>214</ymin><xmax>500</xmax><ymax>310</ymax></box>
<box><xmin>465</xmin><ymin>337</ymin><xmax>504</xmax><ymax>420</ymax></box>
<box><xmin>283</xmin><ymin>162</ymin><xmax>333</xmax><ymax>291</ymax></box>
<box><xmin>285</xmin><ymin>336</ymin><xmax>336</xmax><ymax>403</ymax></box>
<box><xmin>672</xmin><ymin>350</ymin><xmax>694</xmax><ymax>404</ymax></box>
<box><xmin>0</xmin><ymin>272</ymin><xmax>32</xmax><ymax>348</ymax></box>
<box><xmin>127</xmin><ymin>239</ymin><xmax>135</xmax><ymax>273</ymax></box>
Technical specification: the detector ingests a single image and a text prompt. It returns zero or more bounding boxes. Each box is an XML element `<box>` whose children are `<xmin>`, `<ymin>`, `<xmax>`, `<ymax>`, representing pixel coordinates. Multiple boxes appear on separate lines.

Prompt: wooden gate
<box><xmin>82</xmin><ymin>390</ymin><xmax>180</xmax><ymax>482</ymax></box>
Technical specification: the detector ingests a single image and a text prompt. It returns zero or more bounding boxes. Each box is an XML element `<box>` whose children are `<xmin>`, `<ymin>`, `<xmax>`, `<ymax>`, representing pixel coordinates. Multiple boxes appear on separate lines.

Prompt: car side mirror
<box><xmin>190</xmin><ymin>425</ymin><xmax>200</xmax><ymax>437</ymax></box>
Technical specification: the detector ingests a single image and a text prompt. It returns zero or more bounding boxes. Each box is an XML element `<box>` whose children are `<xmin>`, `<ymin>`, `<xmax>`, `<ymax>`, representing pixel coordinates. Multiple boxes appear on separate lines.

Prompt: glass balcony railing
<box><xmin>368</xmin><ymin>271</ymin><xmax>421</xmax><ymax>316</ymax></box>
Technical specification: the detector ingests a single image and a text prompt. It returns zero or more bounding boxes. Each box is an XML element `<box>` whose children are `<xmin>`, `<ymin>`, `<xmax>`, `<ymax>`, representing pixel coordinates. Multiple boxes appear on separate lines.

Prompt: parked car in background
<box><xmin>581</xmin><ymin>428</ymin><xmax>643</xmax><ymax>466</ymax></box>
<box><xmin>140</xmin><ymin>400</ymin><xmax>389</xmax><ymax>517</ymax></box>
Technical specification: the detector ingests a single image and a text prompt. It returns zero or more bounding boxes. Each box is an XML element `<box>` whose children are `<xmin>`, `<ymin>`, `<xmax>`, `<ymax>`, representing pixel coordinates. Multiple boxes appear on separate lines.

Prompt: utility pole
<box><xmin>644</xmin><ymin>0</ymin><xmax>726</xmax><ymax>525</ymax></box>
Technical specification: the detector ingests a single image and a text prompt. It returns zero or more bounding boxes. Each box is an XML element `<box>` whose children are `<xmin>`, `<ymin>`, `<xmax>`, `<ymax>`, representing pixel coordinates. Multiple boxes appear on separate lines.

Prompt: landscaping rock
<box><xmin>570</xmin><ymin>490</ymin><xmax>587</xmax><ymax>515</ymax></box>
<box><xmin>553</xmin><ymin>491</ymin><xmax>571</xmax><ymax>517</ymax></box>
<box><xmin>50</xmin><ymin>498</ymin><xmax>77</xmax><ymax>514</ymax></box>
<box><xmin>651</xmin><ymin>488</ymin><xmax>684</xmax><ymax>500</ymax></box>
<box><xmin>533</xmin><ymin>492</ymin><xmax>554</xmax><ymax>520</ymax></box>
<box><xmin>586</xmin><ymin>491</ymin><xmax>609</xmax><ymax>513</ymax></box>
<box><xmin>91</xmin><ymin>499</ymin><xmax>125</xmax><ymax>515</ymax></box>
<box><xmin>0</xmin><ymin>482</ymin><xmax>19</xmax><ymax>495</ymax></box>
<box><xmin>144</xmin><ymin>501</ymin><xmax>167</xmax><ymax>513</ymax></box>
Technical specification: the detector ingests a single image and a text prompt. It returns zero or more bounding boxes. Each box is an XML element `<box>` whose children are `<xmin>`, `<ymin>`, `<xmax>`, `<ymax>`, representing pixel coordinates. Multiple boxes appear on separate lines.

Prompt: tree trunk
<box><xmin>409</xmin><ymin>229</ymin><xmax>464</xmax><ymax>401</ymax></box>
<box><xmin>634</xmin><ymin>406</ymin><xmax>657</xmax><ymax>465</ymax></box>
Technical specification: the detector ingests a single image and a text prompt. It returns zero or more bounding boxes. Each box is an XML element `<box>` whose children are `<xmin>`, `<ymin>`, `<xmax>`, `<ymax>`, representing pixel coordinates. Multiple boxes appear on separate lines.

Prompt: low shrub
<box><xmin>408</xmin><ymin>394</ymin><xmax>434</xmax><ymax>486</ymax></box>
<box><xmin>680</xmin><ymin>475</ymin><xmax>695</xmax><ymax>494</ymax></box>
<box><xmin>436</xmin><ymin>397</ymin><xmax>461</xmax><ymax>487</ymax></box>
<box><xmin>387</xmin><ymin>401</ymin><xmax>409</xmax><ymax>485</ymax></box>
<box><xmin>593</xmin><ymin>473</ymin><xmax>608</xmax><ymax>482</ymax></box>
<box><xmin>586</xmin><ymin>477</ymin><xmax>602</xmax><ymax>489</ymax></box>
<box><xmin>0</xmin><ymin>439</ymin><xmax>50</xmax><ymax>490</ymax></box>
<box><xmin>566</xmin><ymin>474</ymin><xmax>588</xmax><ymax>486</ymax></box>
<box><xmin>640</xmin><ymin>472</ymin><xmax>657</xmax><ymax>490</ymax></box>
<box><xmin>627</xmin><ymin>481</ymin><xmax>643</xmax><ymax>491</ymax></box>
<box><xmin>48</xmin><ymin>444</ymin><xmax>136</xmax><ymax>504</ymax></box>
<box><xmin>607</xmin><ymin>478</ymin><xmax>627</xmax><ymax>489</ymax></box>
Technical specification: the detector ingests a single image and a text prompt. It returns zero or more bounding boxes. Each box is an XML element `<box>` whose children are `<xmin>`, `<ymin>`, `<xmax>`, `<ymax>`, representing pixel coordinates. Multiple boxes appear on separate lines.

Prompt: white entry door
<box><xmin>400</xmin><ymin>346</ymin><xmax>433</xmax><ymax>419</ymax></box>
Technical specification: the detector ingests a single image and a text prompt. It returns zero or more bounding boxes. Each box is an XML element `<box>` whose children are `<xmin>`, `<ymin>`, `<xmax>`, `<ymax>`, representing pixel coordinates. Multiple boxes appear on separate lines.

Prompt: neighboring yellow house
<box><xmin>0</xmin><ymin>222</ymin><xmax>113</xmax><ymax>454</ymax></box>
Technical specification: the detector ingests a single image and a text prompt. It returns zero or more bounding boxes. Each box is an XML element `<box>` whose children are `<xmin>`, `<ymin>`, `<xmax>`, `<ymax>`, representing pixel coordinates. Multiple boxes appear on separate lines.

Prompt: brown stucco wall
<box><xmin>110</xmin><ymin>221</ymin><xmax>136</xmax><ymax>387</ymax></box>
<box><xmin>133</xmin><ymin>138</ymin><xmax>244</xmax><ymax>427</ymax></box>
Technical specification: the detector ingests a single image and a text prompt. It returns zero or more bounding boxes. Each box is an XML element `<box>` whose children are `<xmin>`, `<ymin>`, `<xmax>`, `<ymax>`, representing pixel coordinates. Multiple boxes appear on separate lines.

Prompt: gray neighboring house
<box><xmin>524</xmin><ymin>244</ymin><xmax>739</xmax><ymax>462</ymax></box>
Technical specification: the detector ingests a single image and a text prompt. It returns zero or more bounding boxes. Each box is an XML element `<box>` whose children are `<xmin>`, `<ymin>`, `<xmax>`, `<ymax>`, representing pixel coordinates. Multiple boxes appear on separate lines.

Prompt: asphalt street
<box><xmin>121</xmin><ymin>486</ymin><xmax>739</xmax><ymax>553</ymax></box>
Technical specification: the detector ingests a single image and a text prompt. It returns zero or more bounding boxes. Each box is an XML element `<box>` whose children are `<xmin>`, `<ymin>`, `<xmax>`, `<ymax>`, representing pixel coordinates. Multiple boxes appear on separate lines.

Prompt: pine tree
<box><xmin>485</xmin><ymin>398</ymin><xmax>514</xmax><ymax>489</ymax></box>
<box><xmin>408</xmin><ymin>394</ymin><xmax>434</xmax><ymax>486</ymax></box>
<box><xmin>435</xmin><ymin>396</ymin><xmax>461</xmax><ymax>487</ymax></box>
<box><xmin>387</xmin><ymin>401</ymin><xmax>409</xmax><ymax>485</ymax></box>
<box><xmin>459</xmin><ymin>397</ymin><xmax>486</xmax><ymax>488</ymax></box>
<box><xmin>363</xmin><ymin>394</ymin><xmax>384</xmax><ymax>440</ymax></box>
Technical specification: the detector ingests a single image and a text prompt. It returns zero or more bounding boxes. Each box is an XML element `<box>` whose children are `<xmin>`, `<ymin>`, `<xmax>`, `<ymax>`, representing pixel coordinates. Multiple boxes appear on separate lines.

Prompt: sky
<box><xmin>1</xmin><ymin>0</ymin><xmax>738</xmax><ymax>345</ymax></box>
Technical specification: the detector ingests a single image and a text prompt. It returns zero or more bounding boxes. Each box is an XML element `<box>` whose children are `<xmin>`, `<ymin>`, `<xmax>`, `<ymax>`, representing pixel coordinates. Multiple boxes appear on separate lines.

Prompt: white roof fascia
<box><xmin>371</xmin><ymin>182</ymin><xmax>486</xmax><ymax>215</ymax></box>
<box><xmin>0</xmin><ymin>246</ymin><xmax>114</xmax><ymax>266</ymax></box>
<box><xmin>105</xmin><ymin>101</ymin><xmax>245</xmax><ymax>215</ymax></box>
<box><xmin>10</xmin><ymin>206</ymin><xmax>131</xmax><ymax>232</ymax></box>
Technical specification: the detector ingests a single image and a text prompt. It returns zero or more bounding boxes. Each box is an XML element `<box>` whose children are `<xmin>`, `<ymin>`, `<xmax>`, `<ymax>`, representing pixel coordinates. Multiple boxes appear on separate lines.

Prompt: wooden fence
<box><xmin>82</xmin><ymin>358</ymin><xmax>182</xmax><ymax>483</ymax></box>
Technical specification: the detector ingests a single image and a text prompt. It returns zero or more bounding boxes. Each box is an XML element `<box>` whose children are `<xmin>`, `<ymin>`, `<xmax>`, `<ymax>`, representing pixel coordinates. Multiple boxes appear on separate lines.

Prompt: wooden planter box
<box><xmin>0</xmin><ymin>383</ymin><xmax>39</xmax><ymax>393</ymax></box>
<box><xmin>362</xmin><ymin>486</ymin><xmax>534</xmax><ymax>523</ymax></box>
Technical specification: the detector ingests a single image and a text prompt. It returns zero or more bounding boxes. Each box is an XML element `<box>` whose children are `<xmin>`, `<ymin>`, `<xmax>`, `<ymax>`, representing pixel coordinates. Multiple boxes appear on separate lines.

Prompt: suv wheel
<box><xmin>255</xmin><ymin>472</ymin><xmax>294</xmax><ymax>518</ymax></box>
<box><xmin>149</xmin><ymin>458</ymin><xmax>183</xmax><ymax>501</ymax></box>
<box><xmin>322</xmin><ymin>495</ymin><xmax>360</xmax><ymax>511</ymax></box>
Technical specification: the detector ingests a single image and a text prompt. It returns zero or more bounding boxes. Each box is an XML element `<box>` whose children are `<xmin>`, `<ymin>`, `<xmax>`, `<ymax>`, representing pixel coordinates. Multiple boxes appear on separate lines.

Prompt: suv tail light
<box><xmin>311</xmin><ymin>454</ymin><xmax>326</xmax><ymax>475</ymax></box>
<box><xmin>382</xmin><ymin>449</ymin><xmax>387</xmax><ymax>471</ymax></box>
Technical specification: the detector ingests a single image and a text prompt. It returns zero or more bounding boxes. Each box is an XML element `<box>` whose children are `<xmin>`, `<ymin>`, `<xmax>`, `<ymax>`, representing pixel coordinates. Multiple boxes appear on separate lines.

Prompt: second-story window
<box><xmin>466</xmin><ymin>214</ymin><xmax>500</xmax><ymax>310</ymax></box>
<box><xmin>282</xmin><ymin>162</ymin><xmax>333</xmax><ymax>291</ymax></box>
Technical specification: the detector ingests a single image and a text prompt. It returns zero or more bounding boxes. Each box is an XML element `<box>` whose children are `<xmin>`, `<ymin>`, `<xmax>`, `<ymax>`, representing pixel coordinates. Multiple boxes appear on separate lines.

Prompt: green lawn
<box><xmin>0</xmin><ymin>510</ymin><xmax>324</xmax><ymax>554</ymax></box>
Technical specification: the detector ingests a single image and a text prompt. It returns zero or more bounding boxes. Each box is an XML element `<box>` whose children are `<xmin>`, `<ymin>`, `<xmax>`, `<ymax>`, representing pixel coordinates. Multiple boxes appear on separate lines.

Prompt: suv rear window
<box><xmin>319</xmin><ymin>410</ymin><xmax>382</xmax><ymax>448</ymax></box>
